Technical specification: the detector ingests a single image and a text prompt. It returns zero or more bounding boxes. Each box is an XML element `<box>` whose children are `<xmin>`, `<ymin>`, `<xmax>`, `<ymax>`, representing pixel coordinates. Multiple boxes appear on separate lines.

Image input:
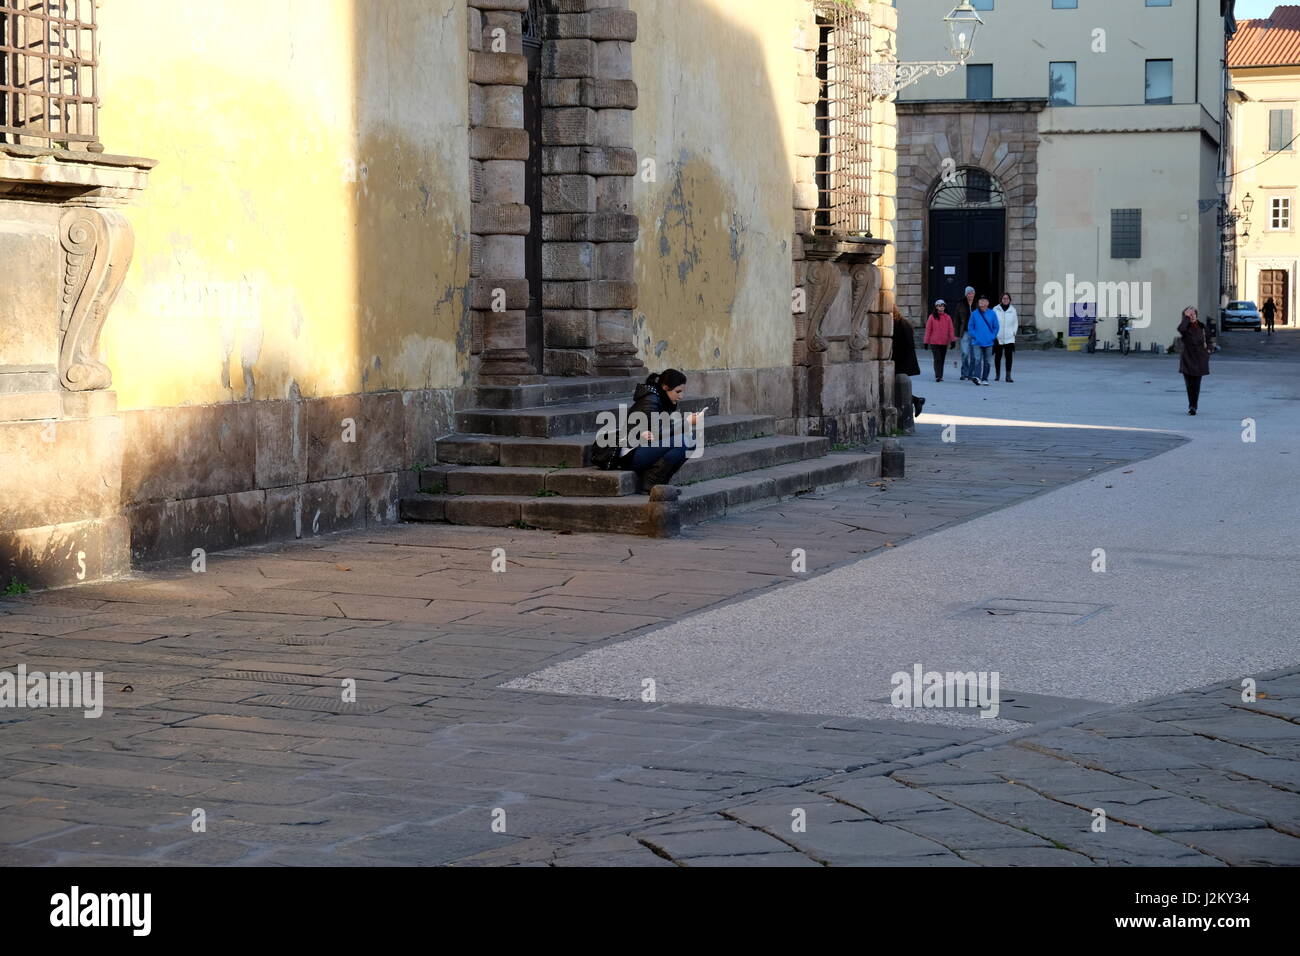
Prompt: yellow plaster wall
<box><xmin>97</xmin><ymin>0</ymin><xmax>471</xmax><ymax>411</ymax></box>
<box><xmin>630</xmin><ymin>0</ymin><xmax>802</xmax><ymax>373</ymax></box>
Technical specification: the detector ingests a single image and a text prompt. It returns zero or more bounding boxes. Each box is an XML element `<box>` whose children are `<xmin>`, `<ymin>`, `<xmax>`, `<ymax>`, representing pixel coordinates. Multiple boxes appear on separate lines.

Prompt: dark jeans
<box><xmin>974</xmin><ymin>344</ymin><xmax>992</xmax><ymax>381</ymax></box>
<box><xmin>994</xmin><ymin>342</ymin><xmax>1015</xmax><ymax>378</ymax></box>
<box><xmin>930</xmin><ymin>344</ymin><xmax>947</xmax><ymax>380</ymax></box>
<box><xmin>625</xmin><ymin>444</ymin><xmax>688</xmax><ymax>485</ymax></box>
<box><xmin>1265</xmin><ymin>315</ymin><xmax>1275</xmax><ymax>333</ymax></box>
<box><xmin>1183</xmin><ymin>374</ymin><xmax>1202</xmax><ymax>410</ymax></box>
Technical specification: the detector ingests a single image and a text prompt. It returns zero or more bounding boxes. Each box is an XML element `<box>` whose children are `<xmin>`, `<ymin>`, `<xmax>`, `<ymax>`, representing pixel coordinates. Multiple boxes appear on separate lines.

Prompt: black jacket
<box><xmin>620</xmin><ymin>382</ymin><xmax>678</xmax><ymax>457</ymax></box>
<box><xmin>892</xmin><ymin>316</ymin><xmax>921</xmax><ymax>376</ymax></box>
<box><xmin>1178</xmin><ymin>316</ymin><xmax>1210</xmax><ymax>377</ymax></box>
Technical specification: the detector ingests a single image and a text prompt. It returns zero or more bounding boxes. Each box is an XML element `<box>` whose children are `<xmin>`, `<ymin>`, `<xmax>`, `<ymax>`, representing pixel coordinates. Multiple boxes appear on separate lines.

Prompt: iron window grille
<box><xmin>930</xmin><ymin>166</ymin><xmax>1004</xmax><ymax>209</ymax></box>
<box><xmin>812</xmin><ymin>0</ymin><xmax>873</xmax><ymax>238</ymax></box>
<box><xmin>0</xmin><ymin>0</ymin><xmax>99</xmax><ymax>150</ymax></box>
<box><xmin>1110</xmin><ymin>208</ymin><xmax>1142</xmax><ymax>259</ymax></box>
<box><xmin>523</xmin><ymin>0</ymin><xmax>542</xmax><ymax>44</ymax></box>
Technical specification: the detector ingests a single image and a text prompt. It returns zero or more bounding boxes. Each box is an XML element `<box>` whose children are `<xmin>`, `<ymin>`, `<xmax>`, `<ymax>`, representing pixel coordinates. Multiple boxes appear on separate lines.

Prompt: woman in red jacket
<box><xmin>923</xmin><ymin>300</ymin><xmax>957</xmax><ymax>382</ymax></box>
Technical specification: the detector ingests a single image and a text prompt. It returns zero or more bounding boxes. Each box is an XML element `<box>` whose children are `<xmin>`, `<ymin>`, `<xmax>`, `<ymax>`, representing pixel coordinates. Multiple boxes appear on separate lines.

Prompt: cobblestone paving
<box><xmin>9</xmin><ymin>423</ymin><xmax>1291</xmax><ymax>867</ymax></box>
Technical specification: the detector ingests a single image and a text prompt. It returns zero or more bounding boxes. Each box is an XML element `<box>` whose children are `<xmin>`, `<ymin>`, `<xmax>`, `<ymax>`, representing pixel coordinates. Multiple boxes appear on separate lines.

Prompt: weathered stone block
<box><xmin>481</xmin><ymin>160</ymin><xmax>525</xmax><ymax>203</ymax></box>
<box><xmin>471</xmin><ymin>277</ymin><xmax>529</xmax><ymax>310</ymax></box>
<box><xmin>301</xmin><ymin>477</ymin><xmax>368</xmax><ymax>537</ymax></box>
<box><xmin>254</xmin><ymin>399</ymin><xmax>306</xmax><ymax>489</ymax></box>
<box><xmin>0</xmin><ymin>515</ymin><xmax>128</xmax><ymax>589</ymax></box>
<box><xmin>305</xmin><ymin>391</ymin><xmax>404</xmax><ymax>482</ymax></box>
<box><xmin>469</xmin><ymin>127</ymin><xmax>529</xmax><ymax>161</ymax></box>
<box><xmin>480</xmin><ymin>234</ymin><xmax>526</xmax><ymax>277</ymax></box>
<box><xmin>543</xmin><ymin>174</ymin><xmax>596</xmax><ymax>213</ymax></box>
<box><xmin>545</xmin><ymin>280</ymin><xmax>636</xmax><ymax>309</ymax></box>
<box><xmin>545</xmin><ymin>9</ymin><xmax>637</xmax><ymax>41</ymax></box>
<box><xmin>366</xmin><ymin>472</ymin><xmax>400</xmax><ymax>525</ymax></box>
<box><xmin>543</xmin><ymin>310</ymin><xmax>596</xmax><ymax>347</ymax></box>
<box><xmin>229</xmin><ymin>489</ymin><xmax>267</xmax><ymax>546</ymax></box>
<box><xmin>542</xmin><ymin>241</ymin><xmax>595</xmax><ymax>280</ymax></box>
<box><xmin>444</xmin><ymin>497</ymin><xmax>522</xmax><ymax>526</ymax></box>
<box><xmin>482</xmin><ymin>85</ymin><xmax>524</xmax><ymax>127</ymax></box>
<box><xmin>482</xmin><ymin>310</ymin><xmax>527</xmax><ymax>351</ymax></box>
<box><xmin>596</xmin><ymin>40</ymin><xmax>633</xmax><ymax>81</ymax></box>
<box><xmin>481</xmin><ymin>12</ymin><xmax>523</xmax><ymax>55</ymax></box>
<box><xmin>595</xmin><ymin>174</ymin><xmax>633</xmax><ymax>210</ymax></box>
<box><xmin>122</xmin><ymin>403</ymin><xmax>255</xmax><ymax>504</ymax></box>
<box><xmin>0</xmin><ymin>415</ymin><xmax>122</xmax><ymax>530</ymax></box>
<box><xmin>471</xmin><ymin>202</ymin><xmax>531</xmax><ymax>235</ymax></box>
<box><xmin>596</xmin><ymin>242</ymin><xmax>635</xmax><ymax>281</ymax></box>
<box><xmin>542</xmin><ymin>211</ymin><xmax>638</xmax><ymax>242</ymax></box>
<box><xmin>469</xmin><ymin>51</ymin><xmax>527</xmax><ymax>87</ymax></box>
<box><xmin>595</xmin><ymin>309</ymin><xmax>634</xmax><ymax>346</ymax></box>
<box><xmin>542</xmin><ymin>107</ymin><xmax>595</xmax><ymax>145</ymax></box>
<box><xmin>128</xmin><ymin>494</ymin><xmax>234</xmax><ymax>564</ymax></box>
<box><xmin>543</xmin><ymin>39</ymin><xmax>597</xmax><ymax>78</ymax></box>
<box><xmin>543</xmin><ymin>348</ymin><xmax>597</xmax><ymax>376</ymax></box>
<box><xmin>595</xmin><ymin>108</ymin><xmax>633</xmax><ymax>146</ymax></box>
<box><xmin>402</xmin><ymin>388</ymin><xmax>455</xmax><ymax>468</ymax></box>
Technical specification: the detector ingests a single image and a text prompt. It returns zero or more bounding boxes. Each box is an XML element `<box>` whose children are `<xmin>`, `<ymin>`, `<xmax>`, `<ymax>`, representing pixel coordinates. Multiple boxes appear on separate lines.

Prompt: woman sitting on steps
<box><xmin>621</xmin><ymin>369</ymin><xmax>703</xmax><ymax>494</ymax></box>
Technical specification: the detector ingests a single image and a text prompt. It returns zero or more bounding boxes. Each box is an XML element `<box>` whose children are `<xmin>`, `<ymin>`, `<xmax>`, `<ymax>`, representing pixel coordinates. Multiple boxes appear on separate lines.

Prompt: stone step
<box><xmin>420</xmin><ymin>434</ymin><xmax>829</xmax><ymax>498</ymax></box>
<box><xmin>455</xmin><ymin>395</ymin><xmax>716</xmax><ymax>438</ymax></box>
<box><xmin>435</xmin><ymin>413</ymin><xmax>775</xmax><ymax>467</ymax></box>
<box><xmin>474</xmin><ymin>376</ymin><xmax>648</xmax><ymax>410</ymax></box>
<box><xmin>400</xmin><ymin>450</ymin><xmax>880</xmax><ymax>537</ymax></box>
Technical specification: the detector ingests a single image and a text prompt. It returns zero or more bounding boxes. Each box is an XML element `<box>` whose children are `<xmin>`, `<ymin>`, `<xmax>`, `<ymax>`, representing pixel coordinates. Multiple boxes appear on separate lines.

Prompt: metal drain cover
<box><xmin>954</xmin><ymin>598</ymin><xmax>1107</xmax><ymax>626</ymax></box>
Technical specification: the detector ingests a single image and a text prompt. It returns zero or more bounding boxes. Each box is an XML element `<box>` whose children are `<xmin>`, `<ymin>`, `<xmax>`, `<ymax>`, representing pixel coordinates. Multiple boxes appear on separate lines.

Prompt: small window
<box><xmin>1049</xmin><ymin>62</ymin><xmax>1076</xmax><ymax>106</ymax></box>
<box><xmin>1269</xmin><ymin>109</ymin><xmax>1294</xmax><ymax>152</ymax></box>
<box><xmin>970</xmin><ymin>0</ymin><xmax>993</xmax><ymax>9</ymax></box>
<box><xmin>1111</xmin><ymin>209</ymin><xmax>1142</xmax><ymax>259</ymax></box>
<box><xmin>1146</xmin><ymin>0</ymin><xmax>1172</xmax><ymax>6</ymax></box>
<box><xmin>1052</xmin><ymin>0</ymin><xmax>1078</xmax><ymax>8</ymax></box>
<box><xmin>966</xmin><ymin>64</ymin><xmax>992</xmax><ymax>100</ymax></box>
<box><xmin>1271</xmin><ymin>197</ymin><xmax>1292</xmax><ymax>230</ymax></box>
<box><xmin>1145</xmin><ymin>60</ymin><xmax>1173</xmax><ymax>105</ymax></box>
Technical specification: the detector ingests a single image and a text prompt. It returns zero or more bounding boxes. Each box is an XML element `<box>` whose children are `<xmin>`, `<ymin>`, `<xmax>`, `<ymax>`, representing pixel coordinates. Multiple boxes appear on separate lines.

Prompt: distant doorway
<box><xmin>1259</xmin><ymin>268</ymin><xmax>1289</xmax><ymax>326</ymax></box>
<box><xmin>926</xmin><ymin>167</ymin><xmax>1005</xmax><ymax>310</ymax></box>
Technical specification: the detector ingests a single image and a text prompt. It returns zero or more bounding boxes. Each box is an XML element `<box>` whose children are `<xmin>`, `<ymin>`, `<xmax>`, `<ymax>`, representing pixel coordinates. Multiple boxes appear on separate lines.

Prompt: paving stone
<box><xmin>680</xmin><ymin>852</ymin><xmax>823</xmax><ymax>867</ymax></box>
<box><xmin>1160</xmin><ymin>827</ymin><xmax>1300</xmax><ymax>866</ymax></box>
<box><xmin>638</xmin><ymin>823</ymin><xmax>793</xmax><ymax>859</ymax></box>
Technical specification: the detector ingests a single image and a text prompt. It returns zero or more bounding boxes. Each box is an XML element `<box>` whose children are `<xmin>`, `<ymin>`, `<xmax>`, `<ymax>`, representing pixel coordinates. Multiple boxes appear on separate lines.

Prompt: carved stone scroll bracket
<box><xmin>849</xmin><ymin>261</ymin><xmax>882</xmax><ymax>351</ymax></box>
<box><xmin>58</xmin><ymin>206</ymin><xmax>134</xmax><ymax>391</ymax></box>
<box><xmin>804</xmin><ymin>259</ymin><xmax>842</xmax><ymax>353</ymax></box>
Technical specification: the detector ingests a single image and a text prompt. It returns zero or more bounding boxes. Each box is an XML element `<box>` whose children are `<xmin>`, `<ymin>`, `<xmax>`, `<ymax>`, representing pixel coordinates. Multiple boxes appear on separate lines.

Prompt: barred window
<box><xmin>0</xmin><ymin>1</ymin><xmax>99</xmax><ymax>150</ymax></box>
<box><xmin>812</xmin><ymin>0</ymin><xmax>872</xmax><ymax>237</ymax></box>
<box><xmin>1111</xmin><ymin>208</ymin><xmax>1142</xmax><ymax>259</ymax></box>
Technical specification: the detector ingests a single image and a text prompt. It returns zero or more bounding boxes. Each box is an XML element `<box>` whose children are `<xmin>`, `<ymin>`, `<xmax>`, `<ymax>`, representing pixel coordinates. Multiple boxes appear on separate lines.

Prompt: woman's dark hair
<box><xmin>646</xmin><ymin>368</ymin><xmax>686</xmax><ymax>391</ymax></box>
<box><xmin>1001</xmin><ymin>293</ymin><xmax>1013</xmax><ymax>303</ymax></box>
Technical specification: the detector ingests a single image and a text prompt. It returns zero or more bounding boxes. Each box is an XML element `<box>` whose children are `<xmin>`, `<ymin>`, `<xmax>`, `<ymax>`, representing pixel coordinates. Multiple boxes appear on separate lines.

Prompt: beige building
<box><xmin>894</xmin><ymin>0</ymin><xmax>1235</xmax><ymax>348</ymax></box>
<box><xmin>2</xmin><ymin>0</ymin><xmax>904</xmax><ymax>588</ymax></box>
<box><xmin>1228</xmin><ymin>4</ymin><xmax>1299</xmax><ymax>324</ymax></box>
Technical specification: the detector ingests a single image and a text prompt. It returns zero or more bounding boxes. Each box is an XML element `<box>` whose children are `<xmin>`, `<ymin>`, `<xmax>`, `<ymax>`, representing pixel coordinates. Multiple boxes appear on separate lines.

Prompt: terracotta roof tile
<box><xmin>1229</xmin><ymin>5</ymin><xmax>1300</xmax><ymax>68</ymax></box>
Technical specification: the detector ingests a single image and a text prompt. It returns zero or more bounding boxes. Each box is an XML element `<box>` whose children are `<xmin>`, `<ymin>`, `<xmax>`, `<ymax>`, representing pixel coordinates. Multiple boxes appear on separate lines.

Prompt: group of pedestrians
<box><xmin>922</xmin><ymin>286</ymin><xmax>1019</xmax><ymax>386</ymax></box>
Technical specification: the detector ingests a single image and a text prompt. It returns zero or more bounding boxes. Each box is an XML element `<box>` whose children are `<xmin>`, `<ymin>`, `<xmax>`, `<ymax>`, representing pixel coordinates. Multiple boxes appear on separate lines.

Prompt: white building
<box><xmin>893</xmin><ymin>0</ymin><xmax>1236</xmax><ymax>348</ymax></box>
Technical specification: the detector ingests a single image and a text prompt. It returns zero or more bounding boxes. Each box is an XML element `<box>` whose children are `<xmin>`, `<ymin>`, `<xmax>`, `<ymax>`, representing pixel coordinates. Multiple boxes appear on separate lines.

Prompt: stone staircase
<box><xmin>399</xmin><ymin>377</ymin><xmax>880</xmax><ymax>537</ymax></box>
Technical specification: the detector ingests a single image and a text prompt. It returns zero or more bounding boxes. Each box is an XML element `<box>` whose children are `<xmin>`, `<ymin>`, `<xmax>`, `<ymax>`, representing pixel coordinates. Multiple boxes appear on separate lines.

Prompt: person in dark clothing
<box><xmin>1177</xmin><ymin>306</ymin><xmax>1210</xmax><ymax>415</ymax></box>
<box><xmin>1263</xmin><ymin>297</ymin><xmax>1276</xmax><ymax>335</ymax></box>
<box><xmin>953</xmin><ymin>286</ymin><xmax>977</xmax><ymax>380</ymax></box>
<box><xmin>892</xmin><ymin>307</ymin><xmax>925</xmax><ymax>419</ymax></box>
<box><xmin>621</xmin><ymin>369</ymin><xmax>701</xmax><ymax>493</ymax></box>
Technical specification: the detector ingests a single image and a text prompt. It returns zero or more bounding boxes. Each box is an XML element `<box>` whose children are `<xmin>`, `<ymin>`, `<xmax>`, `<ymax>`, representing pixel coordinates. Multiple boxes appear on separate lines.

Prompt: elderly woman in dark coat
<box><xmin>1178</xmin><ymin>306</ymin><xmax>1210</xmax><ymax>416</ymax></box>
<box><xmin>892</xmin><ymin>306</ymin><xmax>925</xmax><ymax>419</ymax></box>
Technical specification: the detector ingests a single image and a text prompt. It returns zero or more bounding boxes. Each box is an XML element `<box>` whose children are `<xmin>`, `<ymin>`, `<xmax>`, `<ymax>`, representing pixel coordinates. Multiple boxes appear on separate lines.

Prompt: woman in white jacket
<box><xmin>993</xmin><ymin>294</ymin><xmax>1018</xmax><ymax>383</ymax></box>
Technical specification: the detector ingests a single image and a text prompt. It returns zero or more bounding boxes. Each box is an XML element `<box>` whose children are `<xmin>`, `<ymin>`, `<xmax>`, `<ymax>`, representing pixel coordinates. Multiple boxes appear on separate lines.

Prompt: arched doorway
<box><xmin>926</xmin><ymin>167</ymin><xmax>1005</xmax><ymax>310</ymax></box>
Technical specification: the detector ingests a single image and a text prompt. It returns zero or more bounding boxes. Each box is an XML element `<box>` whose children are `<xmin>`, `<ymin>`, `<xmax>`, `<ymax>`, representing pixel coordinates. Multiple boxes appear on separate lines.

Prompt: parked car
<box><xmin>1221</xmin><ymin>300</ymin><xmax>1262</xmax><ymax>331</ymax></box>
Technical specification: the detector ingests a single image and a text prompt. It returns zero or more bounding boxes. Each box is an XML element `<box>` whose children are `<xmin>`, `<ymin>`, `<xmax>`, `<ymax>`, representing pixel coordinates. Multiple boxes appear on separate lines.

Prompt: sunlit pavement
<box><xmin>1</xmin><ymin>335</ymin><xmax>1297</xmax><ymax>865</ymax></box>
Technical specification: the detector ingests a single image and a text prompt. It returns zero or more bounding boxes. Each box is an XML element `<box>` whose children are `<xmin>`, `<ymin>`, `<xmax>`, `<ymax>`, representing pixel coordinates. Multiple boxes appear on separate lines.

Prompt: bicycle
<box><xmin>1115</xmin><ymin>315</ymin><xmax>1131</xmax><ymax>355</ymax></box>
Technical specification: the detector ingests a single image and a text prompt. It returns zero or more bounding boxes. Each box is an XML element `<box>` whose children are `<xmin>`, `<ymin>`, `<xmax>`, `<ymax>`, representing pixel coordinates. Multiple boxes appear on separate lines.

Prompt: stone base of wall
<box><xmin>115</xmin><ymin>386</ymin><xmax>458</xmax><ymax>566</ymax></box>
<box><xmin>0</xmin><ymin>516</ymin><xmax>130</xmax><ymax>591</ymax></box>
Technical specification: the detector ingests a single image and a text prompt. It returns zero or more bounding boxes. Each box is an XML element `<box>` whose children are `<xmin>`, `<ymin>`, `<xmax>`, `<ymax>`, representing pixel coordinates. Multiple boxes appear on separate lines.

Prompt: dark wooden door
<box><xmin>927</xmin><ymin>209</ymin><xmax>1005</xmax><ymax>309</ymax></box>
<box><xmin>1260</xmin><ymin>269</ymin><xmax>1288</xmax><ymax>326</ymax></box>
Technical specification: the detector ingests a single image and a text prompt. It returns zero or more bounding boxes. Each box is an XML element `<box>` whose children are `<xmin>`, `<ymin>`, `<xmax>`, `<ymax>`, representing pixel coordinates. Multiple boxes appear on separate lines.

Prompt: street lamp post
<box><xmin>869</xmin><ymin>1</ymin><xmax>985</xmax><ymax>100</ymax></box>
<box><xmin>1219</xmin><ymin>192</ymin><xmax>1253</xmax><ymax>299</ymax></box>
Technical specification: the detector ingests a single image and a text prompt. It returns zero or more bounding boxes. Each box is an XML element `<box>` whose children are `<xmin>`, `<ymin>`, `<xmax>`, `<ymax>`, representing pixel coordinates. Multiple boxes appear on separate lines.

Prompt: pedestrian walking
<box><xmin>967</xmin><ymin>295</ymin><xmax>999</xmax><ymax>385</ymax></box>
<box><xmin>954</xmin><ymin>286</ymin><xmax>978</xmax><ymax>381</ymax></box>
<box><xmin>892</xmin><ymin>307</ymin><xmax>925</xmax><ymax>419</ymax></box>
<box><xmin>621</xmin><ymin>369</ymin><xmax>701</xmax><ymax>492</ymax></box>
<box><xmin>1263</xmin><ymin>297</ymin><xmax>1276</xmax><ymax>335</ymax></box>
<box><xmin>993</xmin><ymin>293</ymin><xmax>1018</xmax><ymax>382</ymax></box>
<box><xmin>1177</xmin><ymin>306</ymin><xmax>1210</xmax><ymax>416</ymax></box>
<box><xmin>924</xmin><ymin>299</ymin><xmax>956</xmax><ymax>382</ymax></box>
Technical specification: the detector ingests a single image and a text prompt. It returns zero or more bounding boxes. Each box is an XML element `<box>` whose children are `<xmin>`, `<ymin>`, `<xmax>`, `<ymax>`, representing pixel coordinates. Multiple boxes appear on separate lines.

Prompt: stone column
<box><xmin>469</xmin><ymin>1</ymin><xmax>537</xmax><ymax>383</ymax></box>
<box><xmin>540</xmin><ymin>0</ymin><xmax>644</xmax><ymax>377</ymax></box>
<box><xmin>0</xmin><ymin>147</ymin><xmax>152</xmax><ymax>589</ymax></box>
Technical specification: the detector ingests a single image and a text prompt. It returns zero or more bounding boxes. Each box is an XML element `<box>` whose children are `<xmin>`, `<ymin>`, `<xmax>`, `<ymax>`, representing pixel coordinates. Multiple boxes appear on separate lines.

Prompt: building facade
<box><xmin>1</xmin><ymin>0</ymin><xmax>903</xmax><ymax>588</ymax></box>
<box><xmin>894</xmin><ymin>0</ymin><xmax>1235</xmax><ymax>349</ymax></box>
<box><xmin>1228</xmin><ymin>4</ymin><xmax>1299</xmax><ymax>324</ymax></box>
